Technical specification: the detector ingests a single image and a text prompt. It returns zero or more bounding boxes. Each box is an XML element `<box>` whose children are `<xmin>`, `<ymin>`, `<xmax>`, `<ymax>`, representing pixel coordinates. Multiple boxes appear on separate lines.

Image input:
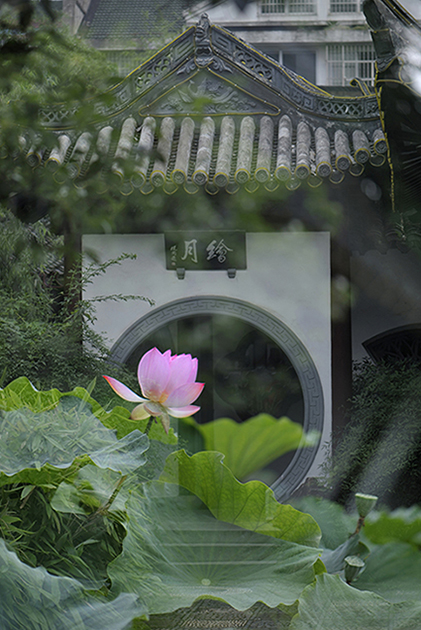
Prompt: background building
<box><xmin>186</xmin><ymin>0</ymin><xmax>376</xmax><ymax>89</ymax></box>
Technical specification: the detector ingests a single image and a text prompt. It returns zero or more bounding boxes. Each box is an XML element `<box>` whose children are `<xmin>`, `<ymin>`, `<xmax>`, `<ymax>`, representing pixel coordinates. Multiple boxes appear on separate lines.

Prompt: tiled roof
<box><xmin>81</xmin><ymin>0</ymin><xmax>187</xmax><ymax>43</ymax></box>
<box><xmin>19</xmin><ymin>15</ymin><xmax>388</xmax><ymax>196</ymax></box>
<box><xmin>26</xmin><ymin>113</ymin><xmax>387</xmax><ymax>196</ymax></box>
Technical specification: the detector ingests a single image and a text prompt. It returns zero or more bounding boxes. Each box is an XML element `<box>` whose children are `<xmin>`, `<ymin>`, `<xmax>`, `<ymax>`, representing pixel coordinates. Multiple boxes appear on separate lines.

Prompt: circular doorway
<box><xmin>110</xmin><ymin>296</ymin><xmax>324</xmax><ymax>500</ymax></box>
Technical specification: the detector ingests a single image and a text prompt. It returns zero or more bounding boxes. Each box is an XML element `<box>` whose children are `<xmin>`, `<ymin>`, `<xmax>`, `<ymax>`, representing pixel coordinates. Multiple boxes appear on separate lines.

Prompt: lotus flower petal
<box><xmin>164</xmin><ymin>354</ymin><xmax>197</xmax><ymax>397</ymax></box>
<box><xmin>164</xmin><ymin>382</ymin><xmax>204</xmax><ymax>408</ymax></box>
<box><xmin>166</xmin><ymin>405</ymin><xmax>201</xmax><ymax>418</ymax></box>
<box><xmin>138</xmin><ymin>348</ymin><xmax>170</xmax><ymax>401</ymax></box>
<box><xmin>187</xmin><ymin>357</ymin><xmax>198</xmax><ymax>382</ymax></box>
<box><xmin>131</xmin><ymin>403</ymin><xmax>150</xmax><ymax>421</ymax></box>
<box><xmin>102</xmin><ymin>376</ymin><xmax>146</xmax><ymax>403</ymax></box>
<box><xmin>144</xmin><ymin>401</ymin><xmax>164</xmax><ymax>417</ymax></box>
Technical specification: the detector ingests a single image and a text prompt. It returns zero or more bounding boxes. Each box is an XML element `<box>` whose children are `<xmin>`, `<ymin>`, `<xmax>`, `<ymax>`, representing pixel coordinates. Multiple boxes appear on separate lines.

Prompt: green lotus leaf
<box><xmin>290</xmin><ymin>573</ymin><xmax>421</xmax><ymax>630</ymax></box>
<box><xmin>0</xmin><ymin>538</ymin><xmax>145</xmax><ymax>630</ymax></box>
<box><xmin>364</xmin><ymin>506</ymin><xmax>421</xmax><ymax>546</ymax></box>
<box><xmin>0</xmin><ymin>376</ymin><xmax>177</xmax><ymax>444</ymax></box>
<box><xmin>321</xmin><ymin>534</ymin><xmax>369</xmax><ymax>574</ymax></box>
<box><xmin>0</xmin><ymin>376</ymin><xmax>62</xmax><ymax>412</ymax></box>
<box><xmin>51</xmin><ymin>435</ymin><xmax>176</xmax><ymax>517</ymax></box>
<box><xmin>0</xmin><ymin>395</ymin><xmax>149</xmax><ymax>487</ymax></box>
<box><xmin>289</xmin><ymin>497</ymin><xmax>356</xmax><ymax>549</ymax></box>
<box><xmin>160</xmin><ymin>450</ymin><xmax>321</xmax><ymax>547</ymax></box>
<box><xmin>190</xmin><ymin>414</ymin><xmax>318</xmax><ymax>480</ymax></box>
<box><xmin>108</xmin><ymin>481</ymin><xmax>320</xmax><ymax>614</ymax></box>
<box><xmin>353</xmin><ymin>542</ymin><xmax>421</xmax><ymax>603</ymax></box>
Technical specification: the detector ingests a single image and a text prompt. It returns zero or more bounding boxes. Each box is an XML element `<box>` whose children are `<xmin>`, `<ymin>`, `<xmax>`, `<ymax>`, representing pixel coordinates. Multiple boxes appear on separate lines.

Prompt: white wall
<box><xmin>83</xmin><ymin>231</ymin><xmax>331</xmax><ymax>478</ymax></box>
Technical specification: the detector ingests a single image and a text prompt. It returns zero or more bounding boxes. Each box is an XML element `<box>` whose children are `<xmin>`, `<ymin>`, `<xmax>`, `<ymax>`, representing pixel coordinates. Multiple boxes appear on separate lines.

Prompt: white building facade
<box><xmin>185</xmin><ymin>0</ymin><xmax>417</xmax><ymax>88</ymax></box>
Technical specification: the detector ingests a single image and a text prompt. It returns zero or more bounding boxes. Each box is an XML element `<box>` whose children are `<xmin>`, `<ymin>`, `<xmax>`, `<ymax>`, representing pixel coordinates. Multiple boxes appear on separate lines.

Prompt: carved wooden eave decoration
<box><xmin>363</xmin><ymin>0</ymin><xmax>421</xmax><ymax>213</ymax></box>
<box><xmin>27</xmin><ymin>14</ymin><xmax>388</xmax><ymax>196</ymax></box>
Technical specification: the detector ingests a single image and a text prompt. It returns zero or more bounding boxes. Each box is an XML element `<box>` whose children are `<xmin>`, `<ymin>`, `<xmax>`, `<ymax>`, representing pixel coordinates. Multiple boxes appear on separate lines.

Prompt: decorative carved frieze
<box><xmin>139</xmin><ymin>75</ymin><xmax>279</xmax><ymax>117</ymax></box>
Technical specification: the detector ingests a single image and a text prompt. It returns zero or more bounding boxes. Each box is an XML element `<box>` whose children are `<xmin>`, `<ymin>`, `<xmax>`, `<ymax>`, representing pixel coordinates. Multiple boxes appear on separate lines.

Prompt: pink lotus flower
<box><xmin>103</xmin><ymin>348</ymin><xmax>204</xmax><ymax>434</ymax></box>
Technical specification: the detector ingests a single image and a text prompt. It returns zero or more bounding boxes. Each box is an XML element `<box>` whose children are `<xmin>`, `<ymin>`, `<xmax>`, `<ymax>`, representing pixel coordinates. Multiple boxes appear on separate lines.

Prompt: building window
<box><xmin>260</xmin><ymin>0</ymin><xmax>315</xmax><ymax>14</ymax></box>
<box><xmin>330</xmin><ymin>0</ymin><xmax>360</xmax><ymax>11</ymax></box>
<box><xmin>327</xmin><ymin>44</ymin><xmax>375</xmax><ymax>86</ymax></box>
<box><xmin>283</xmin><ymin>51</ymin><xmax>316</xmax><ymax>83</ymax></box>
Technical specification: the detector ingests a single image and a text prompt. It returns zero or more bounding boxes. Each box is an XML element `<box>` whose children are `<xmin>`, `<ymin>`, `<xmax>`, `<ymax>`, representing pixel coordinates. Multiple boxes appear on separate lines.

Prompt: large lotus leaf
<box><xmin>0</xmin><ymin>538</ymin><xmax>145</xmax><ymax>630</ymax></box>
<box><xmin>108</xmin><ymin>481</ymin><xmax>320</xmax><ymax>614</ymax></box>
<box><xmin>289</xmin><ymin>573</ymin><xmax>421</xmax><ymax>630</ymax></box>
<box><xmin>0</xmin><ymin>376</ymin><xmax>62</xmax><ymax>412</ymax></box>
<box><xmin>289</xmin><ymin>497</ymin><xmax>356</xmax><ymax>550</ymax></box>
<box><xmin>0</xmin><ymin>396</ymin><xmax>149</xmax><ymax>486</ymax></box>
<box><xmin>353</xmin><ymin>542</ymin><xmax>421</xmax><ymax>603</ymax></box>
<box><xmin>0</xmin><ymin>376</ymin><xmax>177</xmax><ymax>444</ymax></box>
<box><xmin>364</xmin><ymin>507</ymin><xmax>421</xmax><ymax>546</ymax></box>
<box><xmin>160</xmin><ymin>450</ymin><xmax>321</xmax><ymax>547</ymax></box>
<box><xmin>193</xmin><ymin>414</ymin><xmax>318</xmax><ymax>480</ymax></box>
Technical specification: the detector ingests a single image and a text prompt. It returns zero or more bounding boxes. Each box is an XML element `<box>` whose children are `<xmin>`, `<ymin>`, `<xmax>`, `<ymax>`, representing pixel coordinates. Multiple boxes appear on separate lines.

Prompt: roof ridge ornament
<box><xmin>195</xmin><ymin>14</ymin><xmax>213</xmax><ymax>67</ymax></box>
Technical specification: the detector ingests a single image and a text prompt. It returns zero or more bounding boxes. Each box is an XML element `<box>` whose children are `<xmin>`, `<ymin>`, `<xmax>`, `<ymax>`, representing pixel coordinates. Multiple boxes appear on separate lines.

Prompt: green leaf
<box><xmin>51</xmin><ymin>465</ymin><xmax>127</xmax><ymax>515</ymax></box>
<box><xmin>0</xmin><ymin>377</ymin><xmax>177</xmax><ymax>444</ymax></box>
<box><xmin>0</xmin><ymin>376</ymin><xmax>61</xmax><ymax>412</ymax></box>
<box><xmin>160</xmin><ymin>450</ymin><xmax>321</xmax><ymax>547</ymax></box>
<box><xmin>321</xmin><ymin>534</ymin><xmax>368</xmax><ymax>574</ymax></box>
<box><xmin>354</xmin><ymin>543</ymin><xmax>421</xmax><ymax>603</ymax></box>
<box><xmin>364</xmin><ymin>507</ymin><xmax>421</xmax><ymax>546</ymax></box>
<box><xmin>192</xmin><ymin>414</ymin><xmax>317</xmax><ymax>480</ymax></box>
<box><xmin>290</xmin><ymin>573</ymin><xmax>421</xmax><ymax>630</ymax></box>
<box><xmin>0</xmin><ymin>396</ymin><xmax>149</xmax><ymax>486</ymax></box>
<box><xmin>289</xmin><ymin>497</ymin><xmax>356</xmax><ymax>549</ymax></box>
<box><xmin>0</xmin><ymin>538</ymin><xmax>145</xmax><ymax>629</ymax></box>
<box><xmin>108</xmin><ymin>481</ymin><xmax>320</xmax><ymax>614</ymax></box>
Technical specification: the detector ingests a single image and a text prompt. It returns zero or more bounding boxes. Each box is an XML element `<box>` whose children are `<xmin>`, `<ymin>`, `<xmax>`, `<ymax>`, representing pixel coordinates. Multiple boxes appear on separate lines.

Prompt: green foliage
<box><xmin>364</xmin><ymin>505</ymin><xmax>421</xmax><ymax>546</ymax></box>
<box><xmin>0</xmin><ymin>7</ymin><xmax>130</xmax><ymax>233</ymax></box>
<box><xmin>289</xmin><ymin>573</ymin><xmax>421</xmax><ymax>630</ymax></box>
<box><xmin>330</xmin><ymin>359</ymin><xmax>421</xmax><ymax>507</ymax></box>
<box><xmin>160</xmin><ymin>450</ymin><xmax>321</xmax><ymax>546</ymax></box>
<box><xmin>184</xmin><ymin>413</ymin><xmax>319</xmax><ymax>481</ymax></box>
<box><xmin>289</xmin><ymin>496</ymin><xmax>356</xmax><ymax>550</ymax></box>
<box><xmin>0</xmin><ymin>539</ymin><xmax>144</xmax><ymax>630</ymax></box>
<box><xmin>286</xmin><ymin>496</ymin><xmax>421</xmax><ymax>609</ymax></box>
<box><xmin>108</xmin><ymin>481</ymin><xmax>321</xmax><ymax>614</ymax></box>
<box><xmin>0</xmin><ymin>397</ymin><xmax>149</xmax><ymax>481</ymax></box>
<box><xmin>0</xmin><ymin>378</ymin><xmax>151</xmax><ymax>587</ymax></box>
<box><xmin>0</xmin><ymin>208</ymin><xmax>150</xmax><ymax>403</ymax></box>
<box><xmin>1</xmin><ymin>380</ymin><xmax>421</xmax><ymax>627</ymax></box>
<box><xmin>354</xmin><ymin>542</ymin><xmax>421</xmax><ymax>603</ymax></box>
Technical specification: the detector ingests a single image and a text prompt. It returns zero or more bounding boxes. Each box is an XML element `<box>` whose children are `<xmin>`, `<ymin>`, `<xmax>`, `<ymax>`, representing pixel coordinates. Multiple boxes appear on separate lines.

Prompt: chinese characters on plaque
<box><xmin>165</xmin><ymin>231</ymin><xmax>247</xmax><ymax>271</ymax></box>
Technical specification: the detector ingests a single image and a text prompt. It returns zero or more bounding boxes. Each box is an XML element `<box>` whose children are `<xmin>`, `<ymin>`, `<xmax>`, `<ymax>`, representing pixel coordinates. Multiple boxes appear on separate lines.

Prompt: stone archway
<box><xmin>110</xmin><ymin>296</ymin><xmax>324</xmax><ymax>500</ymax></box>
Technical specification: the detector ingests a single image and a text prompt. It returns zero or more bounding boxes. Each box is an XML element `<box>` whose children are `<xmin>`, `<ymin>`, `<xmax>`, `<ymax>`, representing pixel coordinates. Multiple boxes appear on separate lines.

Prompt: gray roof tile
<box><xmin>81</xmin><ymin>0</ymin><xmax>187</xmax><ymax>43</ymax></box>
